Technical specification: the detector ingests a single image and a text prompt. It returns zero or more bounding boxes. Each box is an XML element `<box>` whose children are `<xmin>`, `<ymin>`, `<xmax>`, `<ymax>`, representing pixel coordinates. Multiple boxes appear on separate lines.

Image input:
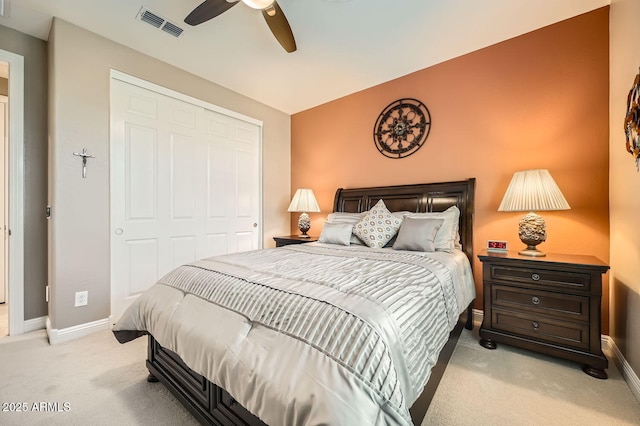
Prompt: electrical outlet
<box><xmin>75</xmin><ymin>291</ymin><xmax>88</xmax><ymax>307</ymax></box>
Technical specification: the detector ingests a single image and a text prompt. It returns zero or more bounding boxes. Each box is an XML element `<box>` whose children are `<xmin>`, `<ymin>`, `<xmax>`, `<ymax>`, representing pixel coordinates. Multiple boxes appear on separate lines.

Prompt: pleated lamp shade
<box><xmin>287</xmin><ymin>189</ymin><xmax>320</xmax><ymax>213</ymax></box>
<box><xmin>498</xmin><ymin>169</ymin><xmax>570</xmax><ymax>212</ymax></box>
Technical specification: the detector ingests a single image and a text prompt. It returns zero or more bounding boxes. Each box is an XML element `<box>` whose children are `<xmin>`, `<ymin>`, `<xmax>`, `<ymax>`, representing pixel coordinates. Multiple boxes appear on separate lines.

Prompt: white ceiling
<box><xmin>0</xmin><ymin>0</ymin><xmax>610</xmax><ymax>113</ymax></box>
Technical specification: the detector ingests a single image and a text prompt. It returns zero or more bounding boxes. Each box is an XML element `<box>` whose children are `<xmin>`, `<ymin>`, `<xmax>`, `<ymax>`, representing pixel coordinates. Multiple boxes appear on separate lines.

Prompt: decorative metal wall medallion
<box><xmin>373</xmin><ymin>98</ymin><xmax>431</xmax><ymax>158</ymax></box>
<box><xmin>625</xmin><ymin>69</ymin><xmax>640</xmax><ymax>171</ymax></box>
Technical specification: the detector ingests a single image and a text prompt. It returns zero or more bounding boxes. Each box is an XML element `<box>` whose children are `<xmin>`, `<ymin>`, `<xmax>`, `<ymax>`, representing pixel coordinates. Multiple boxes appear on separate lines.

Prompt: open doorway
<box><xmin>0</xmin><ymin>60</ymin><xmax>7</xmax><ymax>338</ymax></box>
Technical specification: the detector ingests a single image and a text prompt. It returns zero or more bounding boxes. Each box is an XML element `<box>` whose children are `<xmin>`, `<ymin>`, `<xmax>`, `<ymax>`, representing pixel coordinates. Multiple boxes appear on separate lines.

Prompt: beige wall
<box><xmin>0</xmin><ymin>24</ymin><xmax>48</xmax><ymax>321</ymax></box>
<box><xmin>48</xmin><ymin>19</ymin><xmax>291</xmax><ymax>330</ymax></box>
<box><xmin>0</xmin><ymin>77</ymin><xmax>7</xmax><ymax>96</ymax></box>
<box><xmin>292</xmin><ymin>9</ymin><xmax>611</xmax><ymax>330</ymax></box>
<box><xmin>610</xmin><ymin>0</ymin><xmax>640</xmax><ymax>383</ymax></box>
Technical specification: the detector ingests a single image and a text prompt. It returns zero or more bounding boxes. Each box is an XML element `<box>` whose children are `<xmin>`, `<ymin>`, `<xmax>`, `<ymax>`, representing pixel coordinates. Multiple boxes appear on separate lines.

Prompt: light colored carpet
<box><xmin>0</xmin><ymin>330</ymin><xmax>198</xmax><ymax>426</ymax></box>
<box><xmin>0</xmin><ymin>325</ymin><xmax>638</xmax><ymax>425</ymax></box>
<box><xmin>423</xmin><ymin>326</ymin><xmax>640</xmax><ymax>425</ymax></box>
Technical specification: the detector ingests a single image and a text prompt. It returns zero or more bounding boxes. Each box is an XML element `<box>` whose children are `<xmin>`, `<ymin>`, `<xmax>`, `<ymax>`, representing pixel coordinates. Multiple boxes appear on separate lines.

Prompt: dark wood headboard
<box><xmin>332</xmin><ymin>179</ymin><xmax>476</xmax><ymax>265</ymax></box>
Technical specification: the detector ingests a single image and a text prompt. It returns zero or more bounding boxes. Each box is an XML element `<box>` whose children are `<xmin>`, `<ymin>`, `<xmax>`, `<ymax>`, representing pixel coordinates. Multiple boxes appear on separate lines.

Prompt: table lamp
<box><xmin>287</xmin><ymin>188</ymin><xmax>320</xmax><ymax>237</ymax></box>
<box><xmin>498</xmin><ymin>169</ymin><xmax>570</xmax><ymax>257</ymax></box>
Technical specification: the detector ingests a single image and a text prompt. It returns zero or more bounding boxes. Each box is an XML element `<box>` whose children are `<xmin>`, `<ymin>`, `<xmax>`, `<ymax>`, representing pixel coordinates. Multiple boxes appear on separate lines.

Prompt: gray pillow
<box><xmin>406</xmin><ymin>206</ymin><xmax>460</xmax><ymax>252</ymax></box>
<box><xmin>319</xmin><ymin>222</ymin><xmax>353</xmax><ymax>246</ymax></box>
<box><xmin>393</xmin><ymin>217</ymin><xmax>444</xmax><ymax>252</ymax></box>
<box><xmin>326</xmin><ymin>211</ymin><xmax>366</xmax><ymax>245</ymax></box>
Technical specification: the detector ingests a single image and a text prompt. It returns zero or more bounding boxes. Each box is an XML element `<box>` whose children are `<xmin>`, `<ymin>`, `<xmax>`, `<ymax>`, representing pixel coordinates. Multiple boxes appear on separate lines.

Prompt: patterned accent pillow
<box><xmin>353</xmin><ymin>199</ymin><xmax>403</xmax><ymax>248</ymax></box>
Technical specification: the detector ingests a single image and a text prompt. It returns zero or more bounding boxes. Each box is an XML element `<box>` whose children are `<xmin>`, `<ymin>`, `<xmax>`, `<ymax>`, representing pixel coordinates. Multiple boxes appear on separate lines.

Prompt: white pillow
<box><xmin>406</xmin><ymin>206</ymin><xmax>460</xmax><ymax>252</ymax></box>
<box><xmin>326</xmin><ymin>212</ymin><xmax>365</xmax><ymax>223</ymax></box>
<box><xmin>393</xmin><ymin>217</ymin><xmax>444</xmax><ymax>252</ymax></box>
<box><xmin>392</xmin><ymin>211</ymin><xmax>411</xmax><ymax>220</ymax></box>
<box><xmin>319</xmin><ymin>222</ymin><xmax>353</xmax><ymax>246</ymax></box>
<box><xmin>454</xmin><ymin>231</ymin><xmax>463</xmax><ymax>250</ymax></box>
<box><xmin>353</xmin><ymin>199</ymin><xmax>402</xmax><ymax>248</ymax></box>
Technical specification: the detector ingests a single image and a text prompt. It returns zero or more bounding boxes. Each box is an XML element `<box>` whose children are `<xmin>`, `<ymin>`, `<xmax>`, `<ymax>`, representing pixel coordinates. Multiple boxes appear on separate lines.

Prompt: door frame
<box><xmin>109</xmin><ymin>69</ymin><xmax>264</xmax><ymax>323</ymax></box>
<box><xmin>0</xmin><ymin>94</ymin><xmax>7</xmax><ymax>304</ymax></box>
<box><xmin>0</xmin><ymin>49</ymin><xmax>25</xmax><ymax>335</ymax></box>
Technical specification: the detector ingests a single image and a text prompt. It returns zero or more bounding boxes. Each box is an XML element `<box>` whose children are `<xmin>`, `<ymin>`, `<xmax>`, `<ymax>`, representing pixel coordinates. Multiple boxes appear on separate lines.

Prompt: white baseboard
<box><xmin>46</xmin><ymin>317</ymin><xmax>111</xmax><ymax>345</ymax></box>
<box><xmin>603</xmin><ymin>336</ymin><xmax>640</xmax><ymax>403</ymax></box>
<box><xmin>23</xmin><ymin>316</ymin><xmax>46</xmax><ymax>333</ymax></box>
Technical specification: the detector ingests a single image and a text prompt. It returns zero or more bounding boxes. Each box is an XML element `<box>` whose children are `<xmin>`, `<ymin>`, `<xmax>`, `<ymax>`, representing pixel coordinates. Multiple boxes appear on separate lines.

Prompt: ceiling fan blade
<box><xmin>185</xmin><ymin>0</ymin><xmax>239</xmax><ymax>26</ymax></box>
<box><xmin>261</xmin><ymin>1</ymin><xmax>297</xmax><ymax>53</ymax></box>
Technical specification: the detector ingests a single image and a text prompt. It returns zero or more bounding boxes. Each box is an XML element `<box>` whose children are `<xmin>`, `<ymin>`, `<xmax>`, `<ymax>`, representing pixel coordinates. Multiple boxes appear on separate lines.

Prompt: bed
<box><xmin>113</xmin><ymin>179</ymin><xmax>476</xmax><ymax>425</ymax></box>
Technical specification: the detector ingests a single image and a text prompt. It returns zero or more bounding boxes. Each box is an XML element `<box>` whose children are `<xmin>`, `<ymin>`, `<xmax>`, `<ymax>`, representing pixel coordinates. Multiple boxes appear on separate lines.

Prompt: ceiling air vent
<box><xmin>161</xmin><ymin>21</ymin><xmax>184</xmax><ymax>38</ymax></box>
<box><xmin>136</xmin><ymin>7</ymin><xmax>184</xmax><ymax>38</ymax></box>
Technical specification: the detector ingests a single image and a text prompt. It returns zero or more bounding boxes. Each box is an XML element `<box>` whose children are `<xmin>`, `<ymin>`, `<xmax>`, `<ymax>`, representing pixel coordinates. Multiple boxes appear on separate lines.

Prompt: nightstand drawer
<box><xmin>492</xmin><ymin>285</ymin><xmax>589</xmax><ymax>322</ymax></box>
<box><xmin>492</xmin><ymin>309</ymin><xmax>590</xmax><ymax>350</ymax></box>
<box><xmin>489</xmin><ymin>264</ymin><xmax>591</xmax><ymax>292</ymax></box>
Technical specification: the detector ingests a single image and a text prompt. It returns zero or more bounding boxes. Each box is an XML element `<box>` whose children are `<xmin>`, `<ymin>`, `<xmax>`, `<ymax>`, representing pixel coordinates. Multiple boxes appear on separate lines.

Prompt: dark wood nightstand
<box><xmin>273</xmin><ymin>235</ymin><xmax>319</xmax><ymax>247</ymax></box>
<box><xmin>478</xmin><ymin>249</ymin><xmax>610</xmax><ymax>379</ymax></box>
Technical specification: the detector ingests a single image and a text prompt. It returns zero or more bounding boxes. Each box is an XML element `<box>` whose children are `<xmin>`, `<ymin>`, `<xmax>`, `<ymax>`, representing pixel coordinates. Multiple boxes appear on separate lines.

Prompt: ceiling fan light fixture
<box><xmin>185</xmin><ymin>0</ymin><xmax>296</xmax><ymax>53</ymax></box>
<box><xmin>242</xmin><ymin>0</ymin><xmax>274</xmax><ymax>10</ymax></box>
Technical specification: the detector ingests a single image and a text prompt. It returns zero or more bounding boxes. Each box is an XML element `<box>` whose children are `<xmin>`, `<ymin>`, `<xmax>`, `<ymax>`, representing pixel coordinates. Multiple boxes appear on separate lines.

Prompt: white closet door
<box><xmin>110</xmin><ymin>79</ymin><xmax>261</xmax><ymax>323</ymax></box>
<box><xmin>204</xmin><ymin>109</ymin><xmax>260</xmax><ymax>255</ymax></box>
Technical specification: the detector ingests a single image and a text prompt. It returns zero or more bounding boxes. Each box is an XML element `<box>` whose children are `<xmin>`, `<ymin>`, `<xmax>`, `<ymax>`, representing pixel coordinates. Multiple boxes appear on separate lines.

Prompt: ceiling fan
<box><xmin>185</xmin><ymin>0</ymin><xmax>297</xmax><ymax>53</ymax></box>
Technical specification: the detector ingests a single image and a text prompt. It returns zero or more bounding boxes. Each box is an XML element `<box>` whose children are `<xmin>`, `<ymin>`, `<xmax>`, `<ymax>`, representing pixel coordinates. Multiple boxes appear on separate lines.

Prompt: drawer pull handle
<box><xmin>532</xmin><ymin>321</ymin><xmax>540</xmax><ymax>329</ymax></box>
<box><xmin>531</xmin><ymin>273</ymin><xmax>540</xmax><ymax>281</ymax></box>
<box><xmin>531</xmin><ymin>296</ymin><xmax>540</xmax><ymax>305</ymax></box>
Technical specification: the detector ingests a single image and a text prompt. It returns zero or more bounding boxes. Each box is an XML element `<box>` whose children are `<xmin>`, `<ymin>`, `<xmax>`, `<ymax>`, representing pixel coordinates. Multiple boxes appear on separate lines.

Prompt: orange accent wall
<box><xmin>291</xmin><ymin>8</ymin><xmax>610</xmax><ymax>332</ymax></box>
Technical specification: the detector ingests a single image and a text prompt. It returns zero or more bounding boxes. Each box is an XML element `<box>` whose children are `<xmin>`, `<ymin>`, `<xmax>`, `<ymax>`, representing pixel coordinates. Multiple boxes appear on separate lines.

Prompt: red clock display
<box><xmin>487</xmin><ymin>240</ymin><xmax>508</xmax><ymax>251</ymax></box>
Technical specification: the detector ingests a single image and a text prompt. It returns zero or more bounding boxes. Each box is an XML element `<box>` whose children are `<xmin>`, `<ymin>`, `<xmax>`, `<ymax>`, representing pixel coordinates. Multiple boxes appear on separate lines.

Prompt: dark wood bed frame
<box><xmin>146</xmin><ymin>179</ymin><xmax>476</xmax><ymax>425</ymax></box>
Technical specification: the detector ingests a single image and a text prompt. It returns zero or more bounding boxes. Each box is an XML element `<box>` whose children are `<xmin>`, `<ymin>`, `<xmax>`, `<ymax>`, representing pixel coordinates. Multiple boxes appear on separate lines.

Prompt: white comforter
<box><xmin>113</xmin><ymin>243</ymin><xmax>475</xmax><ymax>426</ymax></box>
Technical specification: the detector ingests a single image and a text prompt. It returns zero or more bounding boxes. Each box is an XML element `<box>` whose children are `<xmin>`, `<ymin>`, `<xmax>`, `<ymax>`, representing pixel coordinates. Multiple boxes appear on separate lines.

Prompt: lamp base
<box><xmin>518</xmin><ymin>212</ymin><xmax>547</xmax><ymax>257</ymax></box>
<box><xmin>297</xmin><ymin>212</ymin><xmax>311</xmax><ymax>237</ymax></box>
<box><xmin>518</xmin><ymin>246</ymin><xmax>546</xmax><ymax>257</ymax></box>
